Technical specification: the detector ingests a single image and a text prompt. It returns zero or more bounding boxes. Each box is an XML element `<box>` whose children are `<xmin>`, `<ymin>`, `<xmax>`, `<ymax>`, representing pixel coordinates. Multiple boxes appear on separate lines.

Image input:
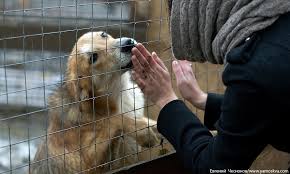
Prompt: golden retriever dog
<box><xmin>30</xmin><ymin>31</ymin><xmax>160</xmax><ymax>174</ymax></box>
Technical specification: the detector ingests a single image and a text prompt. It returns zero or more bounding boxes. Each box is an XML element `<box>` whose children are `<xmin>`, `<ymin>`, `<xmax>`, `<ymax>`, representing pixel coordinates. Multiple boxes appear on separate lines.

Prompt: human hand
<box><xmin>172</xmin><ymin>60</ymin><xmax>207</xmax><ymax>110</ymax></box>
<box><xmin>131</xmin><ymin>44</ymin><xmax>178</xmax><ymax>109</ymax></box>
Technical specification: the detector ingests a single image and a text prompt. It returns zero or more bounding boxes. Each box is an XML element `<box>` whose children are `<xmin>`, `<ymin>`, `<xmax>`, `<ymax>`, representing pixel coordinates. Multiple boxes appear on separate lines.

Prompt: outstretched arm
<box><xmin>171</xmin><ymin>60</ymin><xmax>224</xmax><ymax>130</ymax></box>
<box><xmin>131</xmin><ymin>44</ymin><xmax>268</xmax><ymax>173</ymax></box>
<box><xmin>157</xmin><ymin>80</ymin><xmax>268</xmax><ymax>173</ymax></box>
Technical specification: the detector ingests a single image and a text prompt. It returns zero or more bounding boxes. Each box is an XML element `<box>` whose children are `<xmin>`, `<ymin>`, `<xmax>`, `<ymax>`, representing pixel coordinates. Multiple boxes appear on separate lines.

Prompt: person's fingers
<box><xmin>132</xmin><ymin>70</ymin><xmax>146</xmax><ymax>90</ymax></box>
<box><xmin>178</xmin><ymin>60</ymin><xmax>194</xmax><ymax>80</ymax></box>
<box><xmin>132</xmin><ymin>55</ymin><xmax>144</xmax><ymax>74</ymax></box>
<box><xmin>133</xmin><ymin>46</ymin><xmax>168</xmax><ymax>83</ymax></box>
<box><xmin>146</xmin><ymin>53</ymin><xmax>163</xmax><ymax>79</ymax></box>
<box><xmin>150</xmin><ymin>52</ymin><xmax>169</xmax><ymax>80</ymax></box>
<box><xmin>147</xmin><ymin>54</ymin><xmax>157</xmax><ymax>69</ymax></box>
<box><xmin>138</xmin><ymin>80</ymin><xmax>146</xmax><ymax>92</ymax></box>
<box><xmin>180</xmin><ymin>61</ymin><xmax>193</xmax><ymax>74</ymax></box>
<box><xmin>132</xmin><ymin>70</ymin><xmax>136</xmax><ymax>81</ymax></box>
<box><xmin>152</xmin><ymin>52</ymin><xmax>168</xmax><ymax>71</ymax></box>
<box><xmin>132</xmin><ymin>70</ymin><xmax>140</xmax><ymax>81</ymax></box>
<box><xmin>132</xmin><ymin>47</ymin><xmax>150</xmax><ymax>70</ymax></box>
<box><xmin>136</xmin><ymin>43</ymin><xmax>151</xmax><ymax>59</ymax></box>
<box><xmin>172</xmin><ymin>60</ymin><xmax>185</xmax><ymax>85</ymax></box>
<box><xmin>133</xmin><ymin>48</ymin><xmax>158</xmax><ymax>80</ymax></box>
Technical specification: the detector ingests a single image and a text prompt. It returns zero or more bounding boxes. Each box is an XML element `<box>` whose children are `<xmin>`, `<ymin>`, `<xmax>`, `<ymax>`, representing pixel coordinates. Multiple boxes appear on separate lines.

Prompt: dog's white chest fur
<box><xmin>119</xmin><ymin>72</ymin><xmax>145</xmax><ymax>117</ymax></box>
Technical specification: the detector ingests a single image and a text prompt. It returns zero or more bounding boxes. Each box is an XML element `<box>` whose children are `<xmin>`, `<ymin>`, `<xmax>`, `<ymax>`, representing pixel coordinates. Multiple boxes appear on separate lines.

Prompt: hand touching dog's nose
<box><xmin>131</xmin><ymin>43</ymin><xmax>178</xmax><ymax>109</ymax></box>
<box><xmin>131</xmin><ymin>43</ymin><xmax>208</xmax><ymax>110</ymax></box>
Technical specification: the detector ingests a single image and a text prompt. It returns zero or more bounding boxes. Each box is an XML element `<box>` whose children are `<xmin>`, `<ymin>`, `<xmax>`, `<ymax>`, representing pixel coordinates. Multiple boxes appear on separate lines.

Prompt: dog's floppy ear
<box><xmin>66</xmin><ymin>52</ymin><xmax>92</xmax><ymax>103</ymax></box>
<box><xmin>66</xmin><ymin>53</ymin><xmax>80</xmax><ymax>101</ymax></box>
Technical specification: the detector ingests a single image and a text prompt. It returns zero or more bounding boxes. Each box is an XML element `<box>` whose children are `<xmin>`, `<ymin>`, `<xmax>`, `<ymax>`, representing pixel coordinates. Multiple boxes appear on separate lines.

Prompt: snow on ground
<box><xmin>0</xmin><ymin>139</ymin><xmax>37</xmax><ymax>173</ymax></box>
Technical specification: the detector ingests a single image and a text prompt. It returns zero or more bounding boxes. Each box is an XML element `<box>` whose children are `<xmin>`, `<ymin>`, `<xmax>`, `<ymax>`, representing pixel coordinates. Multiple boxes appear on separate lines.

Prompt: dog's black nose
<box><xmin>121</xmin><ymin>38</ymin><xmax>136</xmax><ymax>53</ymax></box>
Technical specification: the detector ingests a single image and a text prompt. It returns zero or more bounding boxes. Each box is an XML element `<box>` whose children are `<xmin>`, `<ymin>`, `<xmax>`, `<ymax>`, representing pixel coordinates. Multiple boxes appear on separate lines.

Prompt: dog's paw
<box><xmin>138</xmin><ymin>127</ymin><xmax>160</xmax><ymax>148</ymax></box>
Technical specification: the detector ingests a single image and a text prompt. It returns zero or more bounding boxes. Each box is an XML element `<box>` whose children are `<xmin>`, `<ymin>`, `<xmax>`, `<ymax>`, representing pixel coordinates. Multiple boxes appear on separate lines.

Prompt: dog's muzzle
<box><xmin>121</xmin><ymin>61</ymin><xmax>133</xmax><ymax>70</ymax></box>
<box><xmin>120</xmin><ymin>38</ymin><xmax>137</xmax><ymax>53</ymax></box>
<box><xmin>117</xmin><ymin>37</ymin><xmax>137</xmax><ymax>69</ymax></box>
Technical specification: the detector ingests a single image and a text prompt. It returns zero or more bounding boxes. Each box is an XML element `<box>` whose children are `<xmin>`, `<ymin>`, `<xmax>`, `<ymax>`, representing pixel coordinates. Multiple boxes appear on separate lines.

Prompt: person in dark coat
<box><xmin>131</xmin><ymin>0</ymin><xmax>290</xmax><ymax>173</ymax></box>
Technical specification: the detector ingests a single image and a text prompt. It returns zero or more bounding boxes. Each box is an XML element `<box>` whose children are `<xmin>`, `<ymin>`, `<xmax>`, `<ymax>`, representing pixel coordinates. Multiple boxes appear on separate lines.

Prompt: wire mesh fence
<box><xmin>0</xmin><ymin>0</ymin><xmax>224</xmax><ymax>173</ymax></box>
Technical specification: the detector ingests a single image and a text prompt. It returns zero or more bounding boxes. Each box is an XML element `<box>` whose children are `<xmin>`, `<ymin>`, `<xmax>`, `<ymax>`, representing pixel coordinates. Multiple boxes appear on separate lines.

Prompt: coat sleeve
<box><xmin>204</xmin><ymin>93</ymin><xmax>224</xmax><ymax>130</ymax></box>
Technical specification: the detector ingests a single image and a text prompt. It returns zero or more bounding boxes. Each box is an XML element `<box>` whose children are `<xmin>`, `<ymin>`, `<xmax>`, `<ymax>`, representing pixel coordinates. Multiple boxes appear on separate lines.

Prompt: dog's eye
<box><xmin>100</xmin><ymin>32</ymin><xmax>108</xmax><ymax>38</ymax></box>
<box><xmin>89</xmin><ymin>53</ymin><xmax>98</xmax><ymax>64</ymax></box>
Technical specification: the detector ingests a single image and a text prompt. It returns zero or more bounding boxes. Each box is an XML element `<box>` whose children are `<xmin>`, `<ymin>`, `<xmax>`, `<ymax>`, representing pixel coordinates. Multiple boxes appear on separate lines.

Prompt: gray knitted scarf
<box><xmin>170</xmin><ymin>0</ymin><xmax>290</xmax><ymax>64</ymax></box>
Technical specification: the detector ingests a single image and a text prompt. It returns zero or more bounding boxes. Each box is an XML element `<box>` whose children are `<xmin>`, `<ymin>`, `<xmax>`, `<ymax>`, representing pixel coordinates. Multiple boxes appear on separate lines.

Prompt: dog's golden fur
<box><xmin>31</xmin><ymin>32</ymin><xmax>160</xmax><ymax>174</ymax></box>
